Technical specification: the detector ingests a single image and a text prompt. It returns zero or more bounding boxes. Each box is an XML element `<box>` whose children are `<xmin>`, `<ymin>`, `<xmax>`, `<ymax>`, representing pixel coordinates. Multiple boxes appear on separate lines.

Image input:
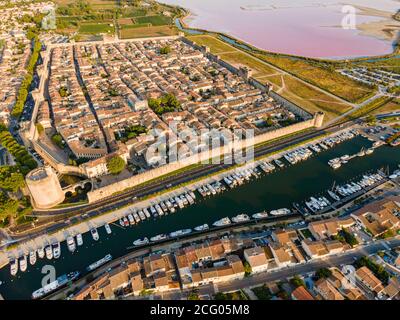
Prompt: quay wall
<box><xmin>87</xmin><ymin>113</ymin><xmax>323</xmax><ymax>203</ymax></box>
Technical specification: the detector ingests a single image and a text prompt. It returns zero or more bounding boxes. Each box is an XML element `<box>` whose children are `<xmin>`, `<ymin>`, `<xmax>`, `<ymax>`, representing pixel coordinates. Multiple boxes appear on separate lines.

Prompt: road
<box><xmin>6</xmin><ymin>120</ymin><xmax>355</xmax><ymax>246</ymax></box>
<box><xmin>125</xmin><ymin>237</ymin><xmax>400</xmax><ymax>300</ymax></box>
<box><xmin>216</xmin><ymin>238</ymin><xmax>400</xmax><ymax>294</ymax></box>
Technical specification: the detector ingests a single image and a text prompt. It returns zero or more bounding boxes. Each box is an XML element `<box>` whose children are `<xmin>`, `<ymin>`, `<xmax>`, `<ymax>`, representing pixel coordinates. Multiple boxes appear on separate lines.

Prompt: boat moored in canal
<box><xmin>194</xmin><ymin>224</ymin><xmax>209</xmax><ymax>232</ymax></box>
<box><xmin>213</xmin><ymin>217</ymin><xmax>231</xmax><ymax>227</ymax></box>
<box><xmin>91</xmin><ymin>228</ymin><xmax>99</xmax><ymax>241</ymax></box>
<box><xmin>32</xmin><ymin>271</ymin><xmax>80</xmax><ymax>299</ymax></box>
<box><xmin>86</xmin><ymin>254</ymin><xmax>112</xmax><ymax>272</ymax></box>
<box><xmin>133</xmin><ymin>237</ymin><xmax>149</xmax><ymax>246</ymax></box>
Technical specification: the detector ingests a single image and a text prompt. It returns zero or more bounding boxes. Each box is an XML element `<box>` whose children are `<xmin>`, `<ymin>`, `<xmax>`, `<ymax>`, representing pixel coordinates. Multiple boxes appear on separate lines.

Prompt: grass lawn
<box><xmin>219</xmin><ymin>51</ymin><xmax>278</xmax><ymax>77</ymax></box>
<box><xmin>120</xmin><ymin>8</ymin><xmax>148</xmax><ymax>18</ymax></box>
<box><xmin>281</xmin><ymin>76</ymin><xmax>353</xmax><ymax>123</ymax></box>
<box><xmin>300</xmin><ymin>228</ymin><xmax>313</xmax><ymax>239</ymax></box>
<box><xmin>187</xmin><ymin>35</ymin><xmax>238</xmax><ymax>54</ymax></box>
<box><xmin>254</xmin><ymin>74</ymin><xmax>283</xmax><ymax>89</ymax></box>
<box><xmin>345</xmin><ymin>96</ymin><xmax>393</xmax><ymax>121</ymax></box>
<box><xmin>355</xmin><ymin>56</ymin><xmax>400</xmax><ymax>73</ymax></box>
<box><xmin>120</xmin><ymin>23</ymin><xmax>150</xmax><ymax>29</ymax></box>
<box><xmin>135</xmin><ymin>15</ymin><xmax>172</xmax><ymax>26</ymax></box>
<box><xmin>256</xmin><ymin>53</ymin><xmax>375</xmax><ymax>103</ymax></box>
<box><xmin>372</xmin><ymin>99</ymin><xmax>400</xmax><ymax>116</ymax></box>
<box><xmin>79</xmin><ymin>23</ymin><xmax>114</xmax><ymax>34</ymax></box>
<box><xmin>119</xmin><ymin>25</ymin><xmax>178</xmax><ymax>39</ymax></box>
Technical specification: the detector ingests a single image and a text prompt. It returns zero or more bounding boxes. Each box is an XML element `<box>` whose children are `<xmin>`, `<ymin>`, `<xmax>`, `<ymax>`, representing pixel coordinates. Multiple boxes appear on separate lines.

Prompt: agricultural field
<box><xmin>117</xmin><ymin>18</ymin><xmax>134</xmax><ymax>25</ymax></box>
<box><xmin>120</xmin><ymin>8</ymin><xmax>148</xmax><ymax>18</ymax></box>
<box><xmin>55</xmin><ymin>0</ymin><xmax>116</xmax><ymax>9</ymax></box>
<box><xmin>134</xmin><ymin>15</ymin><xmax>172</xmax><ymax>26</ymax></box>
<box><xmin>119</xmin><ymin>25</ymin><xmax>178</xmax><ymax>39</ymax></box>
<box><xmin>78</xmin><ymin>22</ymin><xmax>114</xmax><ymax>34</ymax></box>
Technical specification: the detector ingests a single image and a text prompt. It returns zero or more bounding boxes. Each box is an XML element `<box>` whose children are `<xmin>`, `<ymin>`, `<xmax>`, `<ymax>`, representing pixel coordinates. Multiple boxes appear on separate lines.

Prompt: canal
<box><xmin>0</xmin><ymin>136</ymin><xmax>399</xmax><ymax>299</ymax></box>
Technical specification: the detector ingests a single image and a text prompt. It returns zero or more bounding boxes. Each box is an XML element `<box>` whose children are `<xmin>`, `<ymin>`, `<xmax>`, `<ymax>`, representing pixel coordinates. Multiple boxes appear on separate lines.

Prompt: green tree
<box><xmin>262</xmin><ymin>117</ymin><xmax>274</xmax><ymax>127</ymax></box>
<box><xmin>366</xmin><ymin>114</ymin><xmax>376</xmax><ymax>125</ymax></box>
<box><xmin>315</xmin><ymin>268</ymin><xmax>332</xmax><ymax>280</ymax></box>
<box><xmin>243</xmin><ymin>261</ymin><xmax>252</xmax><ymax>276</ymax></box>
<box><xmin>355</xmin><ymin>257</ymin><xmax>390</xmax><ymax>284</ymax></box>
<box><xmin>0</xmin><ymin>191</ymin><xmax>19</xmax><ymax>222</ymax></box>
<box><xmin>36</xmin><ymin>123</ymin><xmax>44</xmax><ymax>135</ymax></box>
<box><xmin>188</xmin><ymin>289</ymin><xmax>200</xmax><ymax>300</ymax></box>
<box><xmin>214</xmin><ymin>292</ymin><xmax>228</xmax><ymax>300</ymax></box>
<box><xmin>341</xmin><ymin>228</ymin><xmax>359</xmax><ymax>247</ymax></box>
<box><xmin>51</xmin><ymin>133</ymin><xmax>64</xmax><ymax>149</ymax></box>
<box><xmin>290</xmin><ymin>275</ymin><xmax>305</xmax><ymax>288</ymax></box>
<box><xmin>107</xmin><ymin>156</ymin><xmax>126</xmax><ymax>175</ymax></box>
<box><xmin>148</xmin><ymin>93</ymin><xmax>181</xmax><ymax>115</ymax></box>
<box><xmin>0</xmin><ymin>167</ymin><xmax>25</xmax><ymax>192</ymax></box>
<box><xmin>159</xmin><ymin>45</ymin><xmax>171</xmax><ymax>55</ymax></box>
<box><xmin>59</xmin><ymin>86</ymin><xmax>70</xmax><ymax>97</ymax></box>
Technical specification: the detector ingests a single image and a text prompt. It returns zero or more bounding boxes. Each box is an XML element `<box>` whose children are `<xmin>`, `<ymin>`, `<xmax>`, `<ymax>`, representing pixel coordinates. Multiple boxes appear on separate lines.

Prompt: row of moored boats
<box><xmin>119</xmin><ymin>191</ymin><xmax>198</xmax><ymax>228</ymax></box>
<box><xmin>328</xmin><ymin>147</ymin><xmax>374</xmax><ymax>169</ymax></box>
<box><xmin>10</xmin><ymin>225</ymin><xmax>108</xmax><ymax>276</ymax></box>
<box><xmin>304</xmin><ymin>172</ymin><xmax>384</xmax><ymax>214</ymax></box>
<box><xmin>132</xmin><ymin>208</ymin><xmax>291</xmax><ymax>246</ymax></box>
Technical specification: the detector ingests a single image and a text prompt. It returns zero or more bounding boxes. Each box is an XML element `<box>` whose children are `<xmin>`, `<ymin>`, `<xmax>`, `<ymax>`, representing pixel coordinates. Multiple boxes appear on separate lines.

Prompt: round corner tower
<box><xmin>26</xmin><ymin>166</ymin><xmax>65</xmax><ymax>209</ymax></box>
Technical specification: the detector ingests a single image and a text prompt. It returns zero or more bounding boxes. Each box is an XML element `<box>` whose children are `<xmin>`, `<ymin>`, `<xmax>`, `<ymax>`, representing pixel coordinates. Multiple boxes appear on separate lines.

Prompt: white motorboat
<box><xmin>67</xmin><ymin>236</ymin><xmax>76</xmax><ymax>253</ymax></box>
<box><xmin>150</xmin><ymin>234</ymin><xmax>168</xmax><ymax>242</ymax></box>
<box><xmin>76</xmin><ymin>234</ymin><xmax>83</xmax><ymax>246</ymax></box>
<box><xmin>213</xmin><ymin>217</ymin><xmax>231</xmax><ymax>227</ymax></box>
<box><xmin>45</xmin><ymin>245</ymin><xmax>53</xmax><ymax>260</ymax></box>
<box><xmin>53</xmin><ymin>242</ymin><xmax>61</xmax><ymax>259</ymax></box>
<box><xmin>29</xmin><ymin>250</ymin><xmax>37</xmax><ymax>265</ymax></box>
<box><xmin>133</xmin><ymin>237</ymin><xmax>149</xmax><ymax>246</ymax></box>
<box><xmin>169</xmin><ymin>229</ymin><xmax>192</xmax><ymax>237</ymax></box>
<box><xmin>105</xmin><ymin>223</ymin><xmax>112</xmax><ymax>234</ymax></box>
<box><xmin>10</xmin><ymin>259</ymin><xmax>18</xmax><ymax>276</ymax></box>
<box><xmin>37</xmin><ymin>247</ymin><xmax>45</xmax><ymax>259</ymax></box>
<box><xmin>232</xmin><ymin>214</ymin><xmax>250</xmax><ymax>223</ymax></box>
<box><xmin>269</xmin><ymin>208</ymin><xmax>291</xmax><ymax>216</ymax></box>
<box><xmin>127</xmin><ymin>214</ymin><xmax>135</xmax><ymax>225</ymax></box>
<box><xmin>252</xmin><ymin>211</ymin><xmax>269</xmax><ymax>219</ymax></box>
<box><xmin>20</xmin><ymin>255</ymin><xmax>27</xmax><ymax>272</ymax></box>
<box><xmin>143</xmin><ymin>208</ymin><xmax>151</xmax><ymax>219</ymax></box>
<box><xmin>327</xmin><ymin>190</ymin><xmax>340</xmax><ymax>201</ymax></box>
<box><xmin>194</xmin><ymin>224</ymin><xmax>209</xmax><ymax>232</ymax></box>
<box><xmin>91</xmin><ymin>228</ymin><xmax>99</xmax><ymax>241</ymax></box>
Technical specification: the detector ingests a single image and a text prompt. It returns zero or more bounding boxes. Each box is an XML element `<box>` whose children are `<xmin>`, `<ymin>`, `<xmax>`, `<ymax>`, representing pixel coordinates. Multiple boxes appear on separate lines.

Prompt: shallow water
<box><xmin>164</xmin><ymin>0</ymin><xmax>398</xmax><ymax>58</ymax></box>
